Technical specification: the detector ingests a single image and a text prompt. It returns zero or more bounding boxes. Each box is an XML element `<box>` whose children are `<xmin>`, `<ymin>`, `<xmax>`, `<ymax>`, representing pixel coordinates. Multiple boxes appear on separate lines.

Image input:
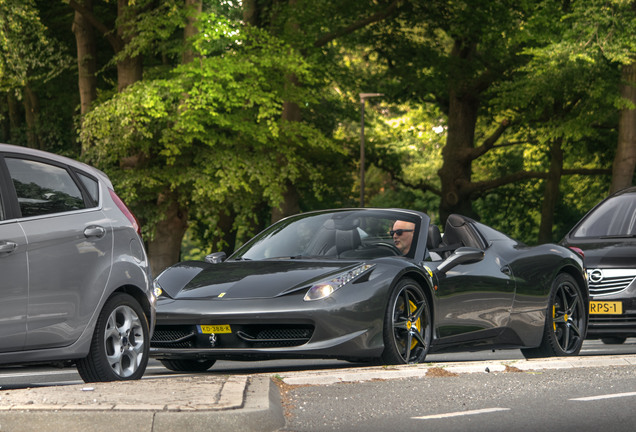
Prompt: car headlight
<box><xmin>304</xmin><ymin>263</ymin><xmax>375</xmax><ymax>301</ymax></box>
<box><xmin>153</xmin><ymin>279</ymin><xmax>164</xmax><ymax>298</ymax></box>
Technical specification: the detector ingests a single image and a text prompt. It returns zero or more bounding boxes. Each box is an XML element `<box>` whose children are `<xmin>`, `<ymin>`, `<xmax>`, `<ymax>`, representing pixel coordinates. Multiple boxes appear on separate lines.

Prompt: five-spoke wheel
<box><xmin>522</xmin><ymin>273</ymin><xmax>587</xmax><ymax>358</ymax></box>
<box><xmin>382</xmin><ymin>278</ymin><xmax>431</xmax><ymax>364</ymax></box>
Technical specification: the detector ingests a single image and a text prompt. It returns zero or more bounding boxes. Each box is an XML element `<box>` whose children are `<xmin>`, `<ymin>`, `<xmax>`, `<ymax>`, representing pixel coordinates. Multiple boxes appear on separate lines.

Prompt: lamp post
<box><xmin>359</xmin><ymin>92</ymin><xmax>383</xmax><ymax>207</ymax></box>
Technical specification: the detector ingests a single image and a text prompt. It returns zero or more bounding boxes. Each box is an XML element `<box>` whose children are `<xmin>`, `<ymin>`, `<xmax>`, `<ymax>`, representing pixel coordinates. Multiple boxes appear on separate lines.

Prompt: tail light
<box><xmin>568</xmin><ymin>246</ymin><xmax>584</xmax><ymax>259</ymax></box>
<box><xmin>109</xmin><ymin>189</ymin><xmax>141</xmax><ymax>236</ymax></box>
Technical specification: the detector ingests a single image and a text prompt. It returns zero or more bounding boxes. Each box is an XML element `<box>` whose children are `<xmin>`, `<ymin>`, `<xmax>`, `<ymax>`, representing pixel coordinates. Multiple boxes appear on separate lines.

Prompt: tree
<box><xmin>0</xmin><ymin>0</ymin><xmax>73</xmax><ymax>147</ymax></box>
<box><xmin>80</xmin><ymin>12</ymin><xmax>340</xmax><ymax>274</ymax></box>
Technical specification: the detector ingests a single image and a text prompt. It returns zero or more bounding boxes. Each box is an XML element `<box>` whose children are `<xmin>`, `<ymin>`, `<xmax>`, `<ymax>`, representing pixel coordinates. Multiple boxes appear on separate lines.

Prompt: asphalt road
<box><xmin>279</xmin><ymin>364</ymin><xmax>636</xmax><ymax>432</ymax></box>
<box><xmin>0</xmin><ymin>339</ymin><xmax>634</xmax><ymax>388</ymax></box>
<box><xmin>0</xmin><ymin>339</ymin><xmax>635</xmax><ymax>432</ymax></box>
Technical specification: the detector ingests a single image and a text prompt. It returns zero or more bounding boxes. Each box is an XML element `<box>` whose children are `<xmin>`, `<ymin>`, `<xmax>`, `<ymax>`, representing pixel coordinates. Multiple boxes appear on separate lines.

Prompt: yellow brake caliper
<box><xmin>409</xmin><ymin>300</ymin><xmax>421</xmax><ymax>350</ymax></box>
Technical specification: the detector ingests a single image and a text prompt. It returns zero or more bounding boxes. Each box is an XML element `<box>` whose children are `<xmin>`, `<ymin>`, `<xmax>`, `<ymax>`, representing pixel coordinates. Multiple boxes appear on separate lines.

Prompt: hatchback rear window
<box><xmin>5</xmin><ymin>157</ymin><xmax>87</xmax><ymax>217</ymax></box>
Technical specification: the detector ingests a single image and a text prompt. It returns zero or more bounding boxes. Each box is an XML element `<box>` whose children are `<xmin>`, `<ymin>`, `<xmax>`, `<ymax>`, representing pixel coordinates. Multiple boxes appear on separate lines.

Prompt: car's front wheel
<box><xmin>381</xmin><ymin>278</ymin><xmax>432</xmax><ymax>364</ymax></box>
<box><xmin>521</xmin><ymin>273</ymin><xmax>586</xmax><ymax>359</ymax></box>
<box><xmin>601</xmin><ymin>337</ymin><xmax>627</xmax><ymax>345</ymax></box>
<box><xmin>160</xmin><ymin>359</ymin><xmax>217</xmax><ymax>372</ymax></box>
<box><xmin>77</xmin><ymin>293</ymin><xmax>149</xmax><ymax>382</ymax></box>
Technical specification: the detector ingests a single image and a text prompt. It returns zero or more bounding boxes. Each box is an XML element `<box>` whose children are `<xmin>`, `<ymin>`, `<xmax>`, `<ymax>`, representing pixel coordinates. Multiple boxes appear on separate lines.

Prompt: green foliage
<box><xmin>0</xmin><ymin>0</ymin><xmax>72</xmax><ymax>91</ymax></box>
<box><xmin>81</xmin><ymin>19</ymin><xmax>342</xmax><ymax>242</ymax></box>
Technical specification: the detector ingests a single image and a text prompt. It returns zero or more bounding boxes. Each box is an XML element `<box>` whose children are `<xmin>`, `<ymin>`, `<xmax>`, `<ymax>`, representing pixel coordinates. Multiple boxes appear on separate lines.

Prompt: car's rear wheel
<box><xmin>601</xmin><ymin>337</ymin><xmax>627</xmax><ymax>345</ymax></box>
<box><xmin>521</xmin><ymin>273</ymin><xmax>586</xmax><ymax>359</ymax></box>
<box><xmin>381</xmin><ymin>278</ymin><xmax>431</xmax><ymax>364</ymax></box>
<box><xmin>77</xmin><ymin>293</ymin><xmax>149</xmax><ymax>382</ymax></box>
<box><xmin>160</xmin><ymin>359</ymin><xmax>216</xmax><ymax>372</ymax></box>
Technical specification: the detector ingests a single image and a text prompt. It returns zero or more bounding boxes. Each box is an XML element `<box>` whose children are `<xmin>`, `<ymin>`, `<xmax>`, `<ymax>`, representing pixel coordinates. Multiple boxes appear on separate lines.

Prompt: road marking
<box><xmin>570</xmin><ymin>392</ymin><xmax>636</xmax><ymax>402</ymax></box>
<box><xmin>412</xmin><ymin>407</ymin><xmax>511</xmax><ymax>420</ymax></box>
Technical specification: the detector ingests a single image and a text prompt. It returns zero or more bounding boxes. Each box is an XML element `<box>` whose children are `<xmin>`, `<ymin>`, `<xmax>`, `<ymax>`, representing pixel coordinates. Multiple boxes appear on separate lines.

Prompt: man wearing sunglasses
<box><xmin>390</xmin><ymin>220</ymin><xmax>415</xmax><ymax>255</ymax></box>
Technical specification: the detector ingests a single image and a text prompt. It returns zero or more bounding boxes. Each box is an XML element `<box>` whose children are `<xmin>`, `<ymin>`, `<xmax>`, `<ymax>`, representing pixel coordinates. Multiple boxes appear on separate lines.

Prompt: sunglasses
<box><xmin>389</xmin><ymin>229</ymin><xmax>414</xmax><ymax>237</ymax></box>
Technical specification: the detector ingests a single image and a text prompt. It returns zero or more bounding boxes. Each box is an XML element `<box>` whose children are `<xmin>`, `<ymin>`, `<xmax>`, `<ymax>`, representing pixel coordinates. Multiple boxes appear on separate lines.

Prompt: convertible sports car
<box><xmin>150</xmin><ymin>208</ymin><xmax>588</xmax><ymax>371</ymax></box>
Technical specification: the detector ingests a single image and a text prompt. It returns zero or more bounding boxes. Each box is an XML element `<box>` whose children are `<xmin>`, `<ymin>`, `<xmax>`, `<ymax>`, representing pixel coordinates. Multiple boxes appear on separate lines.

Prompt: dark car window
<box><xmin>77</xmin><ymin>172</ymin><xmax>99</xmax><ymax>204</ymax></box>
<box><xmin>572</xmin><ymin>194</ymin><xmax>636</xmax><ymax>238</ymax></box>
<box><xmin>233</xmin><ymin>210</ymin><xmax>417</xmax><ymax>260</ymax></box>
<box><xmin>5</xmin><ymin>157</ymin><xmax>86</xmax><ymax>217</ymax></box>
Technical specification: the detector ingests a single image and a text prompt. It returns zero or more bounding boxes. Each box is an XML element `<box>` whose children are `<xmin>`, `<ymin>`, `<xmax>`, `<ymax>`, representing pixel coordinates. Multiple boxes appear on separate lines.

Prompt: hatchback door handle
<box><xmin>0</xmin><ymin>241</ymin><xmax>17</xmax><ymax>253</ymax></box>
<box><xmin>500</xmin><ymin>265</ymin><xmax>512</xmax><ymax>276</ymax></box>
<box><xmin>84</xmin><ymin>226</ymin><xmax>106</xmax><ymax>238</ymax></box>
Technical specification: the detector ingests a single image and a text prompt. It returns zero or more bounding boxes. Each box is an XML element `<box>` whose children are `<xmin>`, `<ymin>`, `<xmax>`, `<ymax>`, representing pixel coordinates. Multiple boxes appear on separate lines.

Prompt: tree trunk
<box><xmin>7</xmin><ymin>92</ymin><xmax>20</xmax><ymax>144</ymax></box>
<box><xmin>270</xmin><ymin>0</ymin><xmax>301</xmax><ymax>222</ymax></box>
<box><xmin>147</xmin><ymin>192</ymin><xmax>189</xmax><ymax>276</ymax></box>
<box><xmin>72</xmin><ymin>0</ymin><xmax>97</xmax><ymax>116</ymax></box>
<box><xmin>146</xmin><ymin>0</ymin><xmax>203</xmax><ymax>273</ymax></box>
<box><xmin>182</xmin><ymin>0</ymin><xmax>202</xmax><ymax>64</ymax></box>
<box><xmin>23</xmin><ymin>84</ymin><xmax>42</xmax><ymax>149</ymax></box>
<box><xmin>116</xmin><ymin>0</ymin><xmax>143</xmax><ymax>92</ymax></box>
<box><xmin>538</xmin><ymin>138</ymin><xmax>563</xmax><ymax>243</ymax></box>
<box><xmin>1</xmin><ymin>94</ymin><xmax>9</xmax><ymax>142</ymax></box>
<box><xmin>437</xmin><ymin>87</ymin><xmax>479</xmax><ymax>224</ymax></box>
<box><xmin>610</xmin><ymin>62</ymin><xmax>636</xmax><ymax>194</ymax></box>
<box><xmin>271</xmin><ymin>183</ymin><xmax>300</xmax><ymax>223</ymax></box>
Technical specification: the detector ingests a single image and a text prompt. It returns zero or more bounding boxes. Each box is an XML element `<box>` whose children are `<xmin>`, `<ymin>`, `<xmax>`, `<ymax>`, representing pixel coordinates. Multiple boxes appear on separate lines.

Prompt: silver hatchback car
<box><xmin>0</xmin><ymin>143</ymin><xmax>155</xmax><ymax>382</ymax></box>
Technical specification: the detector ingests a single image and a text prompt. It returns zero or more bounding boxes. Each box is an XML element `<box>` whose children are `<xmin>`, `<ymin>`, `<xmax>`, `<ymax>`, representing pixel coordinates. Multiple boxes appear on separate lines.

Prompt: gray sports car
<box><xmin>151</xmin><ymin>208</ymin><xmax>587</xmax><ymax>371</ymax></box>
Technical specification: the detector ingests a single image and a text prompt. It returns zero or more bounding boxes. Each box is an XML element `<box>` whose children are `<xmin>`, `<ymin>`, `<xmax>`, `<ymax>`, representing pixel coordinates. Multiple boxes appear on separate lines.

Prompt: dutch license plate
<box><xmin>198</xmin><ymin>324</ymin><xmax>232</xmax><ymax>334</ymax></box>
<box><xmin>589</xmin><ymin>301</ymin><xmax>623</xmax><ymax>315</ymax></box>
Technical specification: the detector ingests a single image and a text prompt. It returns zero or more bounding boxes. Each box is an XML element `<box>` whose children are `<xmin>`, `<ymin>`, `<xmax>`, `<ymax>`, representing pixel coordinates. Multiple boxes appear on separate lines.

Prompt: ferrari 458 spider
<box><xmin>150</xmin><ymin>208</ymin><xmax>588</xmax><ymax>372</ymax></box>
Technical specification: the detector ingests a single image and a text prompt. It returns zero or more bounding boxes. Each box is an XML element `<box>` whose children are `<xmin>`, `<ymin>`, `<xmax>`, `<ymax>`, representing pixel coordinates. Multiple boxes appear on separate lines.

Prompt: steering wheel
<box><xmin>374</xmin><ymin>242</ymin><xmax>401</xmax><ymax>256</ymax></box>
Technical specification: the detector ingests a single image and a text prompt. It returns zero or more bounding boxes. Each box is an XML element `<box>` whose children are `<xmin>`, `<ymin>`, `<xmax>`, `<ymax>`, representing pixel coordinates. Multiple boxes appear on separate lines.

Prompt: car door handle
<box><xmin>84</xmin><ymin>226</ymin><xmax>106</xmax><ymax>238</ymax></box>
<box><xmin>0</xmin><ymin>241</ymin><xmax>17</xmax><ymax>253</ymax></box>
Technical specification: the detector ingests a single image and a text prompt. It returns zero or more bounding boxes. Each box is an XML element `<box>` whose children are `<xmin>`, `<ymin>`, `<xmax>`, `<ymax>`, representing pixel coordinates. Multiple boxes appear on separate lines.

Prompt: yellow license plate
<box><xmin>199</xmin><ymin>324</ymin><xmax>232</xmax><ymax>334</ymax></box>
<box><xmin>589</xmin><ymin>301</ymin><xmax>623</xmax><ymax>315</ymax></box>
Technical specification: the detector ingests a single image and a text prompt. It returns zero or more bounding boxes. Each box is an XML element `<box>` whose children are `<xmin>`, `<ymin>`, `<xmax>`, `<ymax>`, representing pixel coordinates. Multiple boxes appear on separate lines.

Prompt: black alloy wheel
<box><xmin>381</xmin><ymin>278</ymin><xmax>431</xmax><ymax>364</ymax></box>
<box><xmin>601</xmin><ymin>337</ymin><xmax>627</xmax><ymax>345</ymax></box>
<box><xmin>160</xmin><ymin>359</ymin><xmax>217</xmax><ymax>372</ymax></box>
<box><xmin>522</xmin><ymin>273</ymin><xmax>586</xmax><ymax>358</ymax></box>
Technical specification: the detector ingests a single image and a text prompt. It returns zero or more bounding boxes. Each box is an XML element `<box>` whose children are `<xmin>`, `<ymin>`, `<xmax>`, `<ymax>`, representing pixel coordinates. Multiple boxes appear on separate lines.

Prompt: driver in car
<box><xmin>390</xmin><ymin>220</ymin><xmax>415</xmax><ymax>255</ymax></box>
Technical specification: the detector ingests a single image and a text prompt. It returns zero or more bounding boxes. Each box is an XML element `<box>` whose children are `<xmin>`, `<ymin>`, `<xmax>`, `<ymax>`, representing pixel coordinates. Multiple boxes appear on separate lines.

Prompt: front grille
<box><xmin>151</xmin><ymin>328</ymin><xmax>196</xmax><ymax>348</ymax></box>
<box><xmin>238</xmin><ymin>326</ymin><xmax>313</xmax><ymax>348</ymax></box>
<box><xmin>587</xmin><ymin>268</ymin><xmax>636</xmax><ymax>297</ymax></box>
<box><xmin>151</xmin><ymin>324</ymin><xmax>314</xmax><ymax>349</ymax></box>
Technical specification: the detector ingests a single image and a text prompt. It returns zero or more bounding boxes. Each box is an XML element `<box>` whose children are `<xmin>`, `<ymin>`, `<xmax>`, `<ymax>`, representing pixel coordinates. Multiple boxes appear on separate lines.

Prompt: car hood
<box><xmin>167</xmin><ymin>260</ymin><xmax>361</xmax><ymax>300</ymax></box>
<box><xmin>565</xmin><ymin>238</ymin><xmax>636</xmax><ymax>269</ymax></box>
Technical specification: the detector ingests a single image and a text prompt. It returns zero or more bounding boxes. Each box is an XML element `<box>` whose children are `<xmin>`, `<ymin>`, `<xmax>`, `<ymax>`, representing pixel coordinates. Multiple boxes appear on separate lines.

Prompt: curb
<box><xmin>276</xmin><ymin>355</ymin><xmax>636</xmax><ymax>386</ymax></box>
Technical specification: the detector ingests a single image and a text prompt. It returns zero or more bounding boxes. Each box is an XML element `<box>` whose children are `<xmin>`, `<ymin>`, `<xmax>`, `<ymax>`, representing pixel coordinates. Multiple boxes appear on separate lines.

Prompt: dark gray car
<box><xmin>561</xmin><ymin>186</ymin><xmax>636</xmax><ymax>345</ymax></box>
<box><xmin>0</xmin><ymin>143</ymin><xmax>155</xmax><ymax>382</ymax></box>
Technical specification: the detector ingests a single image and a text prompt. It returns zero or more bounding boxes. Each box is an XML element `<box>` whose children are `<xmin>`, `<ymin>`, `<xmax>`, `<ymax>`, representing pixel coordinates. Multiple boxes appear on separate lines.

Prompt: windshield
<box><xmin>232</xmin><ymin>210</ymin><xmax>421</xmax><ymax>260</ymax></box>
<box><xmin>572</xmin><ymin>193</ymin><xmax>636</xmax><ymax>238</ymax></box>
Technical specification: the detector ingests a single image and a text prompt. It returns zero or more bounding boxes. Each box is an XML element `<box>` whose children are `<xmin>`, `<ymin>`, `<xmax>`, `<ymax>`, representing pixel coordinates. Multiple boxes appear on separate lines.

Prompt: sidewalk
<box><xmin>0</xmin><ymin>375</ymin><xmax>284</xmax><ymax>432</ymax></box>
<box><xmin>0</xmin><ymin>354</ymin><xmax>635</xmax><ymax>432</ymax></box>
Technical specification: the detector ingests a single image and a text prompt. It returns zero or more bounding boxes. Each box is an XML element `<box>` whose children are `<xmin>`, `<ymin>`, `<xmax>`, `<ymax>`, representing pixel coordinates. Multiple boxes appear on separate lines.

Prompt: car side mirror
<box><xmin>204</xmin><ymin>252</ymin><xmax>227</xmax><ymax>264</ymax></box>
<box><xmin>437</xmin><ymin>247</ymin><xmax>484</xmax><ymax>274</ymax></box>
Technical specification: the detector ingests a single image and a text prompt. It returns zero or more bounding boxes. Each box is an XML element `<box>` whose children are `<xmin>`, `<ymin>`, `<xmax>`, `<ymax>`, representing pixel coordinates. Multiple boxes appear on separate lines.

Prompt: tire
<box><xmin>381</xmin><ymin>278</ymin><xmax>432</xmax><ymax>364</ymax></box>
<box><xmin>76</xmin><ymin>293</ymin><xmax>149</xmax><ymax>382</ymax></box>
<box><xmin>601</xmin><ymin>337</ymin><xmax>627</xmax><ymax>345</ymax></box>
<box><xmin>521</xmin><ymin>273</ymin><xmax>586</xmax><ymax>359</ymax></box>
<box><xmin>160</xmin><ymin>359</ymin><xmax>217</xmax><ymax>372</ymax></box>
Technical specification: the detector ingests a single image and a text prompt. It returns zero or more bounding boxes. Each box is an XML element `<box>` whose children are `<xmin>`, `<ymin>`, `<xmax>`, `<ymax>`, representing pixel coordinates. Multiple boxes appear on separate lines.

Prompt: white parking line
<box><xmin>412</xmin><ymin>407</ymin><xmax>511</xmax><ymax>420</ymax></box>
<box><xmin>570</xmin><ymin>392</ymin><xmax>636</xmax><ymax>402</ymax></box>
